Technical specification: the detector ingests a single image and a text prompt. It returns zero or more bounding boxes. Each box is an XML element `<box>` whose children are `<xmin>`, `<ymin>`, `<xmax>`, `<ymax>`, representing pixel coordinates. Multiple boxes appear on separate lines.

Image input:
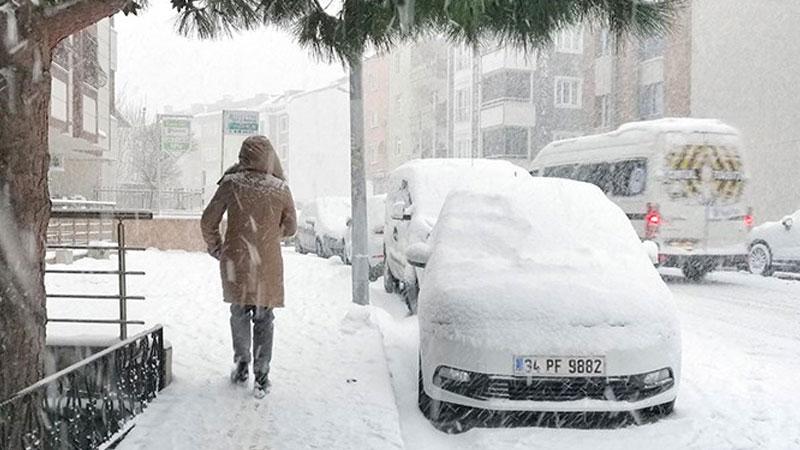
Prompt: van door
<box><xmin>660</xmin><ymin>135</ymin><xmax>748</xmax><ymax>257</ymax></box>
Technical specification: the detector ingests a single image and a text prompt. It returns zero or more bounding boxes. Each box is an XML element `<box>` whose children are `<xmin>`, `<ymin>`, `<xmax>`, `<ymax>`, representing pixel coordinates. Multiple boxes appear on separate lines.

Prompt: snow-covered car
<box><xmin>294</xmin><ymin>197</ymin><xmax>351</xmax><ymax>258</ymax></box>
<box><xmin>411</xmin><ymin>177</ymin><xmax>681</xmax><ymax>431</ymax></box>
<box><xmin>747</xmin><ymin>209</ymin><xmax>800</xmax><ymax>275</ymax></box>
<box><xmin>383</xmin><ymin>159</ymin><xmax>526</xmax><ymax>313</ymax></box>
<box><xmin>343</xmin><ymin>194</ymin><xmax>386</xmax><ymax>281</ymax></box>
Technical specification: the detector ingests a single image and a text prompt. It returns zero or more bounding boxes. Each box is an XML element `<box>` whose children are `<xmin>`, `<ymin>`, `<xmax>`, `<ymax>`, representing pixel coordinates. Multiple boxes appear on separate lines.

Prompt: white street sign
<box><xmin>159</xmin><ymin>115</ymin><xmax>192</xmax><ymax>154</ymax></box>
<box><xmin>224</xmin><ymin>110</ymin><xmax>260</xmax><ymax>136</ymax></box>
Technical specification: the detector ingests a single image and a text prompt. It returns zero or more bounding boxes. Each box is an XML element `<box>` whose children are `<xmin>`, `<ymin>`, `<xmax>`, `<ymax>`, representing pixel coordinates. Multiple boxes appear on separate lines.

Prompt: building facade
<box><xmin>386</xmin><ymin>39</ymin><xmax>450</xmax><ymax>173</ymax></box>
<box><xmin>362</xmin><ymin>54</ymin><xmax>391</xmax><ymax>194</ymax></box>
<box><xmin>48</xmin><ymin>17</ymin><xmax>121</xmax><ymax>200</ymax></box>
<box><xmin>285</xmin><ymin>78</ymin><xmax>351</xmax><ymax>205</ymax></box>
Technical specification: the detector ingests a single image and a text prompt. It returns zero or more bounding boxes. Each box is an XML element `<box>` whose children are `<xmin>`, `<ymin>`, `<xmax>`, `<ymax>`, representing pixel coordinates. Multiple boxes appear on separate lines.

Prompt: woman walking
<box><xmin>201</xmin><ymin>135</ymin><xmax>296</xmax><ymax>398</ymax></box>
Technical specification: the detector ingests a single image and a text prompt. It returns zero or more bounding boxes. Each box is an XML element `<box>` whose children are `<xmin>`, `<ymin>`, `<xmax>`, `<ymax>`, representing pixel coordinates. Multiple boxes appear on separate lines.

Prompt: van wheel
<box><xmin>682</xmin><ymin>259</ymin><xmax>713</xmax><ymax>281</ymax></box>
<box><xmin>384</xmin><ymin>261</ymin><xmax>398</xmax><ymax>293</ymax></box>
<box><xmin>418</xmin><ymin>361</ymin><xmax>467</xmax><ymax>433</ymax></box>
<box><xmin>748</xmin><ymin>243</ymin><xmax>775</xmax><ymax>276</ymax></box>
<box><xmin>403</xmin><ymin>281</ymin><xmax>419</xmax><ymax>315</ymax></box>
<box><xmin>315</xmin><ymin>238</ymin><xmax>327</xmax><ymax>258</ymax></box>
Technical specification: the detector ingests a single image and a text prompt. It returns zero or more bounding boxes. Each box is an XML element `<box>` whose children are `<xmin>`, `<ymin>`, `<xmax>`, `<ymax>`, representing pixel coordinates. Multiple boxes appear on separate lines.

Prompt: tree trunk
<box><xmin>0</xmin><ymin>5</ymin><xmax>52</xmax><ymax>402</ymax></box>
<box><xmin>349</xmin><ymin>59</ymin><xmax>369</xmax><ymax>306</ymax></box>
<box><xmin>1</xmin><ymin>0</ymin><xmax>129</xmax><ymax>404</ymax></box>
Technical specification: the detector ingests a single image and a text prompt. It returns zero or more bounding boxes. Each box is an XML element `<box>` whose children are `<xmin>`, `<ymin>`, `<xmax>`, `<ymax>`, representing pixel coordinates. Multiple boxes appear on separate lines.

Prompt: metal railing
<box><xmin>46</xmin><ymin>209</ymin><xmax>153</xmax><ymax>340</ymax></box>
<box><xmin>94</xmin><ymin>187</ymin><xmax>204</xmax><ymax>212</ymax></box>
<box><xmin>0</xmin><ymin>326</ymin><xmax>165</xmax><ymax>449</ymax></box>
<box><xmin>48</xmin><ymin>200</ymin><xmax>116</xmax><ymax>245</ymax></box>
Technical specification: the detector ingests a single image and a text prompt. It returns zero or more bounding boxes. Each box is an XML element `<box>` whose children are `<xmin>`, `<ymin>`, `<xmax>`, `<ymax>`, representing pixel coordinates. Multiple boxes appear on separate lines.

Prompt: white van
<box><xmin>530</xmin><ymin>118</ymin><xmax>752</xmax><ymax>280</ymax></box>
<box><xmin>384</xmin><ymin>159</ymin><xmax>526</xmax><ymax>312</ymax></box>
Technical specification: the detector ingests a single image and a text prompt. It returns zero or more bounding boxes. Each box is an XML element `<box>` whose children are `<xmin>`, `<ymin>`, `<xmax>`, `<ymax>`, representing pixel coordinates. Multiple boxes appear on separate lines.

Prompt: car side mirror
<box><xmin>346</xmin><ymin>217</ymin><xmax>352</xmax><ymax>227</ymax></box>
<box><xmin>782</xmin><ymin>217</ymin><xmax>794</xmax><ymax>230</ymax></box>
<box><xmin>390</xmin><ymin>201</ymin><xmax>412</xmax><ymax>221</ymax></box>
<box><xmin>406</xmin><ymin>242</ymin><xmax>432</xmax><ymax>268</ymax></box>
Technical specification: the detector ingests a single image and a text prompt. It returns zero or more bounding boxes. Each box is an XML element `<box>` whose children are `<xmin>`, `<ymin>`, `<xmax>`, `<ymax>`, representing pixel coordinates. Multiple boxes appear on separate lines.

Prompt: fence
<box><xmin>94</xmin><ymin>187</ymin><xmax>204</xmax><ymax>212</ymax></box>
<box><xmin>47</xmin><ymin>209</ymin><xmax>153</xmax><ymax>340</ymax></box>
<box><xmin>0</xmin><ymin>326</ymin><xmax>166</xmax><ymax>449</ymax></box>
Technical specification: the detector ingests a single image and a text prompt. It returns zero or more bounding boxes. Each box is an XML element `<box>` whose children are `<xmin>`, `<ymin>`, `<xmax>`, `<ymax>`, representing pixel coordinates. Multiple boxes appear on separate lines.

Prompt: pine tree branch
<box><xmin>44</xmin><ymin>0</ymin><xmax>133</xmax><ymax>48</ymax></box>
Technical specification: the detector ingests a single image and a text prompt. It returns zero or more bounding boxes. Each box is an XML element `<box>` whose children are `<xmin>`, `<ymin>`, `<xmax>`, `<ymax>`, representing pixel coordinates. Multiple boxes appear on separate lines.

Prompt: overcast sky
<box><xmin>115</xmin><ymin>2</ymin><xmax>345</xmax><ymax>115</ymax></box>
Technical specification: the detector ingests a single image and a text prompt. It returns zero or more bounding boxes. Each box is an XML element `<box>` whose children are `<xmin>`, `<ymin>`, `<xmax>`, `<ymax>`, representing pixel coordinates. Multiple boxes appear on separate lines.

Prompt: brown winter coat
<box><xmin>201</xmin><ymin>136</ymin><xmax>297</xmax><ymax>307</ymax></box>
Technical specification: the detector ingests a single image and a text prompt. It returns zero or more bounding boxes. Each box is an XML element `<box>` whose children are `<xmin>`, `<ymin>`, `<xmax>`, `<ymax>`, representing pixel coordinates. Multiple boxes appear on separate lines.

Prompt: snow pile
<box><xmin>418</xmin><ymin>176</ymin><xmax>680</xmax><ymax>355</ymax></box>
<box><xmin>315</xmin><ymin>196</ymin><xmax>351</xmax><ymax>239</ymax></box>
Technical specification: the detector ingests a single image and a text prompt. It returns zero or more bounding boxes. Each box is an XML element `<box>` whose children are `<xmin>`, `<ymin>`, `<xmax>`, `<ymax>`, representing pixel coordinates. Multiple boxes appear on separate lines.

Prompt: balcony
<box><xmin>481</xmin><ymin>47</ymin><xmax>535</xmax><ymax>74</ymax></box>
<box><xmin>481</xmin><ymin>102</ymin><xmax>536</xmax><ymax>128</ymax></box>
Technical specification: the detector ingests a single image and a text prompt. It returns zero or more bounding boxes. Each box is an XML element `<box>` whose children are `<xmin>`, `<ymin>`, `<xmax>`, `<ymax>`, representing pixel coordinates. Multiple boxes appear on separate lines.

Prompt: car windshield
<box><xmin>3</xmin><ymin>1</ymin><xmax>800</xmax><ymax>449</ymax></box>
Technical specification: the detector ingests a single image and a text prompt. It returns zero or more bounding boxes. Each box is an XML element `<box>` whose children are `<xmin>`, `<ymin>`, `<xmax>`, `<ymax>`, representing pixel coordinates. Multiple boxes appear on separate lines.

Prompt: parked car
<box><xmin>343</xmin><ymin>194</ymin><xmax>386</xmax><ymax>281</ymax></box>
<box><xmin>383</xmin><ymin>159</ymin><xmax>526</xmax><ymax>313</ymax></box>
<box><xmin>748</xmin><ymin>209</ymin><xmax>800</xmax><ymax>275</ymax></box>
<box><xmin>410</xmin><ymin>176</ymin><xmax>681</xmax><ymax>432</ymax></box>
<box><xmin>294</xmin><ymin>197</ymin><xmax>351</xmax><ymax>258</ymax></box>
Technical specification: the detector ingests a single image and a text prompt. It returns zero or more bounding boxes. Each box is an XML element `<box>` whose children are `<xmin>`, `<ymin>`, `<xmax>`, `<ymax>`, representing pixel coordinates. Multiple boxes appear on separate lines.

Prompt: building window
<box><xmin>395</xmin><ymin>138</ymin><xmax>402</xmax><ymax>155</ymax></box>
<box><xmin>455</xmin><ymin>88</ymin><xmax>470</xmax><ymax>122</ymax></box>
<box><xmin>370</xmin><ymin>111</ymin><xmax>379</xmax><ymax>128</ymax></box>
<box><xmin>596</xmin><ymin>94</ymin><xmax>611</xmax><ymax>127</ymax></box>
<box><xmin>279</xmin><ymin>115</ymin><xmax>288</xmax><ymax>132</ymax></box>
<box><xmin>482</xmin><ymin>127</ymin><xmax>529</xmax><ymax>158</ymax></box>
<box><xmin>82</xmin><ymin>92</ymin><xmax>98</xmax><ymax>135</ymax></box>
<box><xmin>639</xmin><ymin>35</ymin><xmax>665</xmax><ymax>61</ymax></box>
<box><xmin>639</xmin><ymin>82</ymin><xmax>664</xmax><ymax>119</ymax></box>
<box><xmin>554</xmin><ymin>77</ymin><xmax>582</xmax><ymax>108</ymax></box>
<box><xmin>555</xmin><ymin>27</ymin><xmax>583</xmax><ymax>54</ymax></box>
<box><xmin>482</xmin><ymin>70</ymin><xmax>532</xmax><ymax>104</ymax></box>
<box><xmin>368</xmin><ymin>73</ymin><xmax>376</xmax><ymax>92</ymax></box>
<box><xmin>597</xmin><ymin>28</ymin><xmax>612</xmax><ymax>57</ymax></box>
<box><xmin>51</xmin><ymin>77</ymin><xmax>68</xmax><ymax>122</ymax></box>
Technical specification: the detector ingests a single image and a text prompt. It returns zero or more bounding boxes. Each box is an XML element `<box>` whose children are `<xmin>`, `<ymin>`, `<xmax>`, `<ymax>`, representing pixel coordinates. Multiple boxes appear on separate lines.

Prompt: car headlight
<box><xmin>640</xmin><ymin>368</ymin><xmax>673</xmax><ymax>388</ymax></box>
<box><xmin>434</xmin><ymin>366</ymin><xmax>471</xmax><ymax>384</ymax></box>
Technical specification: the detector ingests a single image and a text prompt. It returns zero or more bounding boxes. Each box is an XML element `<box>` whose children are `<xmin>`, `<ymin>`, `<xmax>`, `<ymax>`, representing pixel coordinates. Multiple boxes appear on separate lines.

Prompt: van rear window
<box><xmin>542</xmin><ymin>159</ymin><xmax>647</xmax><ymax>196</ymax></box>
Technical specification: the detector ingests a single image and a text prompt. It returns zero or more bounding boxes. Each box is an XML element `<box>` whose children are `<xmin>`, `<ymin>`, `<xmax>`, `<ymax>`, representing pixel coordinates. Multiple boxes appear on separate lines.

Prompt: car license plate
<box><xmin>513</xmin><ymin>356</ymin><xmax>605</xmax><ymax>377</ymax></box>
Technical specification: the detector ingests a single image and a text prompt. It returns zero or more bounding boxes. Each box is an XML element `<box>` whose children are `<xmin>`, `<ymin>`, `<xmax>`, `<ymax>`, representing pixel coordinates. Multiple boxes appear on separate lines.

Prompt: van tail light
<box><xmin>644</xmin><ymin>203</ymin><xmax>661</xmax><ymax>239</ymax></box>
<box><xmin>744</xmin><ymin>208</ymin><xmax>754</xmax><ymax>230</ymax></box>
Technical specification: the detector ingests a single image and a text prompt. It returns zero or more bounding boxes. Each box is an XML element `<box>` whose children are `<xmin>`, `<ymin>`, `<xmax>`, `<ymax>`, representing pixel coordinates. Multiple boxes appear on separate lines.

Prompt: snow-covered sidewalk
<box><xmin>46</xmin><ymin>250</ymin><xmax>403</xmax><ymax>450</ymax></box>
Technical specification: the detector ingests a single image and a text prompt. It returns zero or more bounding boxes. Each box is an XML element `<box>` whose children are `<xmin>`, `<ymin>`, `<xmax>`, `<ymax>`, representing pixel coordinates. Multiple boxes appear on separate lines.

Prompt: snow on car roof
<box><xmin>533</xmin><ymin>118</ymin><xmax>741</xmax><ymax>167</ymax></box>
<box><xmin>315</xmin><ymin>196</ymin><xmax>351</xmax><ymax>238</ymax></box>
<box><xmin>390</xmin><ymin>158</ymin><xmax>526</xmax><ymax>218</ymax></box>
<box><xmin>419</xmin><ymin>176</ymin><xmax>679</xmax><ymax>354</ymax></box>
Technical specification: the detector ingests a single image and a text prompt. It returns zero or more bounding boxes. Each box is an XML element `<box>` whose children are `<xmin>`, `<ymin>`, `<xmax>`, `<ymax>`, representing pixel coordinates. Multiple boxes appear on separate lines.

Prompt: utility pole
<box><xmin>349</xmin><ymin>58</ymin><xmax>369</xmax><ymax>306</ymax></box>
<box><xmin>156</xmin><ymin>114</ymin><xmax>162</xmax><ymax>214</ymax></box>
<box><xmin>219</xmin><ymin>110</ymin><xmax>227</xmax><ymax>178</ymax></box>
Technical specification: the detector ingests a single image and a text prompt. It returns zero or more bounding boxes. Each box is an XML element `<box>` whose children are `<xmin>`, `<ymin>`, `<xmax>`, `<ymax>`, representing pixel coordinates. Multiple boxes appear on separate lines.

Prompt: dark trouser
<box><xmin>230</xmin><ymin>304</ymin><xmax>274</xmax><ymax>381</ymax></box>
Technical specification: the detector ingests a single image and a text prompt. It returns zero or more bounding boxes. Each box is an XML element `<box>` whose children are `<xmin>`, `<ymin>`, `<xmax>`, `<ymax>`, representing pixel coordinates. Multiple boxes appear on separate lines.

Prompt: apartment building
<box><xmin>48</xmin><ymin>18</ymin><xmax>122</xmax><ymax>200</ymax></box>
<box><xmin>447</xmin><ymin>26</ymin><xmax>591</xmax><ymax>164</ymax></box>
<box><xmin>362</xmin><ymin>54</ymin><xmax>391</xmax><ymax>194</ymax></box>
<box><xmin>386</xmin><ymin>39</ymin><xmax>450</xmax><ymax>173</ymax></box>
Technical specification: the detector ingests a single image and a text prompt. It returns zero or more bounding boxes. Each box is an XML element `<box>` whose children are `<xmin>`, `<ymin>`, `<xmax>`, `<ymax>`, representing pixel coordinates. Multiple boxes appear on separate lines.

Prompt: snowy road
<box><xmin>45</xmin><ymin>250</ymin><xmax>800</xmax><ymax>449</ymax></box>
<box><xmin>372</xmin><ymin>269</ymin><xmax>800</xmax><ymax>450</ymax></box>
